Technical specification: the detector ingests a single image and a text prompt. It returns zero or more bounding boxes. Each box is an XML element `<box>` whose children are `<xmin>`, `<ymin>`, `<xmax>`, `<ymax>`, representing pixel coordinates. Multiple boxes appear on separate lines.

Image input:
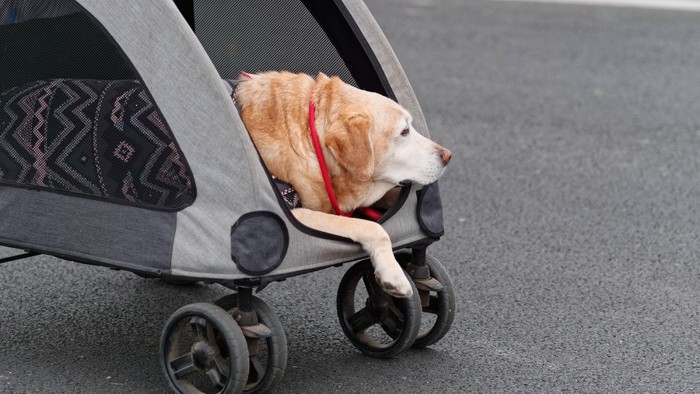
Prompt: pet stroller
<box><xmin>0</xmin><ymin>0</ymin><xmax>455</xmax><ymax>392</ymax></box>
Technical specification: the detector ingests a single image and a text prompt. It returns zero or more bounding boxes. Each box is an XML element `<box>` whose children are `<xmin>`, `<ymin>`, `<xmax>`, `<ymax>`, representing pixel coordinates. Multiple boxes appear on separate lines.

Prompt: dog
<box><xmin>235</xmin><ymin>71</ymin><xmax>451</xmax><ymax>297</ymax></box>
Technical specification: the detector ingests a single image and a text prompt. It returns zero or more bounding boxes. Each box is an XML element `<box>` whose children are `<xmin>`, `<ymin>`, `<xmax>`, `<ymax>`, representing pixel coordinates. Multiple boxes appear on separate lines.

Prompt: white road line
<box><xmin>490</xmin><ymin>0</ymin><xmax>700</xmax><ymax>12</ymax></box>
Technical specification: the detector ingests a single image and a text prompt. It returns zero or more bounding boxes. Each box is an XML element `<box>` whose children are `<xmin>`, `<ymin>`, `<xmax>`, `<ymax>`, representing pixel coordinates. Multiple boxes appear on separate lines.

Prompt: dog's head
<box><xmin>317</xmin><ymin>74</ymin><xmax>452</xmax><ymax>187</ymax></box>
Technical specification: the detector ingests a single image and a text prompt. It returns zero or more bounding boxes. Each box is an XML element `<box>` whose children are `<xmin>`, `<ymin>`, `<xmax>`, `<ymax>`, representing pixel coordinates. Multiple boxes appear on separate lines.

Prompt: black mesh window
<box><xmin>0</xmin><ymin>0</ymin><xmax>196</xmax><ymax>211</ymax></box>
<box><xmin>186</xmin><ymin>0</ymin><xmax>391</xmax><ymax>96</ymax></box>
<box><xmin>192</xmin><ymin>0</ymin><xmax>357</xmax><ymax>85</ymax></box>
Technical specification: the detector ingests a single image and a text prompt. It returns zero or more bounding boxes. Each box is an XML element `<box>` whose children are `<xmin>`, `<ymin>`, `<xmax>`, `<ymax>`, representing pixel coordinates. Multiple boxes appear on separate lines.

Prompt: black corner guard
<box><xmin>231</xmin><ymin>211</ymin><xmax>289</xmax><ymax>276</ymax></box>
<box><xmin>416</xmin><ymin>182</ymin><xmax>445</xmax><ymax>239</ymax></box>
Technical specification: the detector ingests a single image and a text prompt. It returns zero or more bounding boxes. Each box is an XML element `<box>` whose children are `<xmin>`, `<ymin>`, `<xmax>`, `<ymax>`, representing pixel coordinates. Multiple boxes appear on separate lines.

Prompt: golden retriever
<box><xmin>235</xmin><ymin>71</ymin><xmax>451</xmax><ymax>297</ymax></box>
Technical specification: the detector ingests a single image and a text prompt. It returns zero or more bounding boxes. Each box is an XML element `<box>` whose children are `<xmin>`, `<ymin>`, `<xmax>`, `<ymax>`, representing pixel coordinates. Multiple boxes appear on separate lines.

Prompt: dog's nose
<box><xmin>440</xmin><ymin>148</ymin><xmax>452</xmax><ymax>166</ymax></box>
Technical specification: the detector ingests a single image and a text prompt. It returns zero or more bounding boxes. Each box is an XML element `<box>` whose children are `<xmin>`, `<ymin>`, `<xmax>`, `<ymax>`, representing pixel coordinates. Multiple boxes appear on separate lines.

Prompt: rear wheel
<box><xmin>215</xmin><ymin>294</ymin><xmax>287</xmax><ymax>393</ymax></box>
<box><xmin>161</xmin><ymin>303</ymin><xmax>249</xmax><ymax>394</ymax></box>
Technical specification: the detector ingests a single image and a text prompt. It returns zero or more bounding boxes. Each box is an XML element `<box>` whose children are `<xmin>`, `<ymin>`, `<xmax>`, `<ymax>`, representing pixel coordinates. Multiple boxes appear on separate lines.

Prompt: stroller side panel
<box><xmin>0</xmin><ymin>187</ymin><xmax>174</xmax><ymax>273</ymax></box>
<box><xmin>78</xmin><ymin>0</ymin><xmax>259</xmax><ymax>278</ymax></box>
<box><xmin>0</xmin><ymin>0</ymin><xmax>442</xmax><ymax>281</ymax></box>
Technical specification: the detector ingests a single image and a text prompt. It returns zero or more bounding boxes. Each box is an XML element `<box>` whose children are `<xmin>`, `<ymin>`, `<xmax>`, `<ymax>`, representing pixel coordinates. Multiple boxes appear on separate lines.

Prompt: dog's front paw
<box><xmin>374</xmin><ymin>264</ymin><xmax>413</xmax><ymax>298</ymax></box>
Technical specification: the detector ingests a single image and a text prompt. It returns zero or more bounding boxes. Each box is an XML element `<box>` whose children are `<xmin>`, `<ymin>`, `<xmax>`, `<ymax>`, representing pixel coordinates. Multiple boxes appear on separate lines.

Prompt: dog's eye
<box><xmin>400</xmin><ymin>128</ymin><xmax>410</xmax><ymax>137</ymax></box>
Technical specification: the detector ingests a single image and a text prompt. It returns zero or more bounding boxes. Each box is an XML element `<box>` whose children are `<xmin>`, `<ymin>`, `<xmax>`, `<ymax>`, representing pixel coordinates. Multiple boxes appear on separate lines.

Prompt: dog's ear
<box><xmin>325</xmin><ymin>112</ymin><xmax>374</xmax><ymax>182</ymax></box>
<box><xmin>239</xmin><ymin>71</ymin><xmax>257</xmax><ymax>79</ymax></box>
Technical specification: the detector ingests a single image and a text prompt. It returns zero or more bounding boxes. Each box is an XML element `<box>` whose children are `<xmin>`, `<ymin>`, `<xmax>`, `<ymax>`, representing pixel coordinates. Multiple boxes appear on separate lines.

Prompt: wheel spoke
<box><xmin>170</xmin><ymin>353</ymin><xmax>197</xmax><ymax>379</ymax></box>
<box><xmin>189</xmin><ymin>316</ymin><xmax>210</xmax><ymax>341</ymax></box>
<box><xmin>213</xmin><ymin>356</ymin><xmax>230</xmax><ymax>380</ymax></box>
<box><xmin>348</xmin><ymin>307</ymin><xmax>378</xmax><ymax>334</ymax></box>
<box><xmin>206</xmin><ymin>321</ymin><xmax>217</xmax><ymax>346</ymax></box>
<box><xmin>207</xmin><ymin>357</ymin><xmax>228</xmax><ymax>388</ymax></box>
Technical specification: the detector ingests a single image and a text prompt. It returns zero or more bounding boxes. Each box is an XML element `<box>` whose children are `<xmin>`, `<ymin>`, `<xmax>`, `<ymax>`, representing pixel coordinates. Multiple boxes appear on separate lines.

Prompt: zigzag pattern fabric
<box><xmin>0</xmin><ymin>79</ymin><xmax>195</xmax><ymax>210</ymax></box>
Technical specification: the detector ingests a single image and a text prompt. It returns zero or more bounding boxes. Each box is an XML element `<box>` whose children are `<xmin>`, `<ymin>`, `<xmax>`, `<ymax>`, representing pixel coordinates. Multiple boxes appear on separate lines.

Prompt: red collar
<box><xmin>308</xmin><ymin>100</ymin><xmax>383</xmax><ymax>221</ymax></box>
<box><xmin>308</xmin><ymin>100</ymin><xmax>354</xmax><ymax>217</ymax></box>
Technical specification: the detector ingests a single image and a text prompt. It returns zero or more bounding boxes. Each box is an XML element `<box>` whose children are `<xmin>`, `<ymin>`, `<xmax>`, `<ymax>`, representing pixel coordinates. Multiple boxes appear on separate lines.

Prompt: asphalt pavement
<box><xmin>2</xmin><ymin>0</ymin><xmax>700</xmax><ymax>392</ymax></box>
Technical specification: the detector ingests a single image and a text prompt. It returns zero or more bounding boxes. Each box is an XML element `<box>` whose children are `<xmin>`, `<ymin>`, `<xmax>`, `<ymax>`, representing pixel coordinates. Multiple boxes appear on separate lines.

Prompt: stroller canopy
<box><xmin>0</xmin><ymin>0</ymin><xmax>441</xmax><ymax>280</ymax></box>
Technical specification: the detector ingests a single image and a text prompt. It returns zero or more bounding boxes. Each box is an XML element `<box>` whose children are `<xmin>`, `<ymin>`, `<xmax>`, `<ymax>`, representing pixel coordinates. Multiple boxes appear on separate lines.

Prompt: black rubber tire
<box><xmin>215</xmin><ymin>294</ymin><xmax>287</xmax><ymax>393</ymax></box>
<box><xmin>396</xmin><ymin>251</ymin><xmax>456</xmax><ymax>349</ymax></box>
<box><xmin>336</xmin><ymin>260</ymin><xmax>421</xmax><ymax>359</ymax></box>
<box><xmin>161</xmin><ymin>303</ymin><xmax>250</xmax><ymax>394</ymax></box>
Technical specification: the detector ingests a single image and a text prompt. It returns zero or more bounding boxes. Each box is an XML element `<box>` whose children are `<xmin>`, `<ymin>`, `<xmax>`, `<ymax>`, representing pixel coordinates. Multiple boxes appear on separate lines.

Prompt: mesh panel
<box><xmin>193</xmin><ymin>0</ymin><xmax>358</xmax><ymax>86</ymax></box>
<box><xmin>0</xmin><ymin>0</ymin><xmax>196</xmax><ymax>210</ymax></box>
<box><xmin>0</xmin><ymin>4</ymin><xmax>134</xmax><ymax>90</ymax></box>
<box><xmin>0</xmin><ymin>0</ymin><xmax>81</xmax><ymax>24</ymax></box>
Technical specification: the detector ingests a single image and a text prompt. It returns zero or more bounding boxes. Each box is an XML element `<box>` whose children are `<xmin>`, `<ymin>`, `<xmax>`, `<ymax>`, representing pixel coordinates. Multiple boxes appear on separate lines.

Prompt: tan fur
<box><xmin>235</xmin><ymin>71</ymin><xmax>451</xmax><ymax>297</ymax></box>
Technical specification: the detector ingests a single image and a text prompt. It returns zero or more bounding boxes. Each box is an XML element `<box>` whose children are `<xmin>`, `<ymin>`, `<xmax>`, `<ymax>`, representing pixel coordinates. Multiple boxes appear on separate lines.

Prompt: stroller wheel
<box><xmin>214</xmin><ymin>294</ymin><xmax>287</xmax><ymax>393</ymax></box>
<box><xmin>336</xmin><ymin>260</ymin><xmax>421</xmax><ymax>358</ymax></box>
<box><xmin>396</xmin><ymin>251</ymin><xmax>456</xmax><ymax>349</ymax></box>
<box><xmin>161</xmin><ymin>303</ymin><xmax>249</xmax><ymax>394</ymax></box>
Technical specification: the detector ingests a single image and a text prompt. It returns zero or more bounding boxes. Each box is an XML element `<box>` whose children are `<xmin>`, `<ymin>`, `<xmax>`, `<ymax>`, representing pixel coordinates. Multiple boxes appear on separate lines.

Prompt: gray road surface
<box><xmin>2</xmin><ymin>0</ymin><xmax>700</xmax><ymax>392</ymax></box>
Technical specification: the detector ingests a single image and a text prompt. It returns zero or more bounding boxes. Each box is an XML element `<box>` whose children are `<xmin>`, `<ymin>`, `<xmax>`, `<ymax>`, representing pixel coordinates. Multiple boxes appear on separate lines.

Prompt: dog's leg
<box><xmin>291</xmin><ymin>208</ymin><xmax>413</xmax><ymax>297</ymax></box>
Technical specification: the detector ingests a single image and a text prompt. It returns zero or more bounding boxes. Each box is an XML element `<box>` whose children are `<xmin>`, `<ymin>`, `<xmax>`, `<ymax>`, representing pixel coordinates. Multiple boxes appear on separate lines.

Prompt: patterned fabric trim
<box><xmin>224</xmin><ymin>78</ymin><xmax>244</xmax><ymax>111</ymax></box>
<box><xmin>272</xmin><ymin>176</ymin><xmax>302</xmax><ymax>209</ymax></box>
<box><xmin>0</xmin><ymin>79</ymin><xmax>196</xmax><ymax>210</ymax></box>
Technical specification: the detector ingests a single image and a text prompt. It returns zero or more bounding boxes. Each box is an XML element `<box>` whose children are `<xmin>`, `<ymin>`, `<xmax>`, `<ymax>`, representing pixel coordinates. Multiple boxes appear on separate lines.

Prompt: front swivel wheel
<box><xmin>397</xmin><ymin>251</ymin><xmax>456</xmax><ymax>349</ymax></box>
<box><xmin>336</xmin><ymin>260</ymin><xmax>421</xmax><ymax>358</ymax></box>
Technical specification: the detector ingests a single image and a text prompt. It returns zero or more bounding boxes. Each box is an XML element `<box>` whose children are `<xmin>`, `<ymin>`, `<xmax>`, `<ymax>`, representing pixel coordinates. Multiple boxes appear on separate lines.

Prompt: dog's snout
<box><xmin>439</xmin><ymin>148</ymin><xmax>452</xmax><ymax>166</ymax></box>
